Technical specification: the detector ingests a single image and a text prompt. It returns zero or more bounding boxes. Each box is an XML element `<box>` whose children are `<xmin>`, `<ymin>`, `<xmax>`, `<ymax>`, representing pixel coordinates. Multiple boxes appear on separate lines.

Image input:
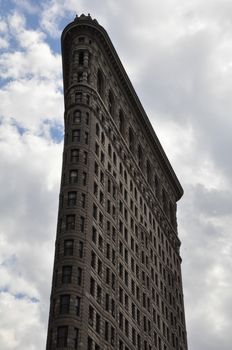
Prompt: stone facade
<box><xmin>46</xmin><ymin>14</ymin><xmax>188</xmax><ymax>350</ymax></box>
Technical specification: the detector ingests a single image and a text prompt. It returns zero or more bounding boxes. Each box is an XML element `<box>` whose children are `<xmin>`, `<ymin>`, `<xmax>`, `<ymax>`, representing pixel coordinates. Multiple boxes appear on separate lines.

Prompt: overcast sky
<box><xmin>0</xmin><ymin>0</ymin><xmax>232</xmax><ymax>349</ymax></box>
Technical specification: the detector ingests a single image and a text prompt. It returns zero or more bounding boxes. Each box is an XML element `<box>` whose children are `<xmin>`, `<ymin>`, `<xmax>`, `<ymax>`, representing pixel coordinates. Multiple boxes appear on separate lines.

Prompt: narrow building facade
<box><xmin>46</xmin><ymin>14</ymin><xmax>188</xmax><ymax>350</ymax></box>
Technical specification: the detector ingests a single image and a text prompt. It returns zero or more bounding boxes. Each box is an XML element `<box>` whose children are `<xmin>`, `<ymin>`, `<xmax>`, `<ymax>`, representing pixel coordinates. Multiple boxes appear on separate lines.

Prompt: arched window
<box><xmin>108</xmin><ymin>90</ymin><xmax>115</xmax><ymax>116</ymax></box>
<box><xmin>97</xmin><ymin>69</ymin><xmax>104</xmax><ymax>98</ymax></box>
<box><xmin>138</xmin><ymin>145</ymin><xmax>143</xmax><ymax>168</ymax></box>
<box><xmin>146</xmin><ymin>160</ymin><xmax>152</xmax><ymax>184</ymax></box>
<box><xmin>119</xmin><ymin>110</ymin><xmax>125</xmax><ymax>137</ymax></box>
<box><xmin>129</xmin><ymin>128</ymin><xmax>134</xmax><ymax>152</ymax></box>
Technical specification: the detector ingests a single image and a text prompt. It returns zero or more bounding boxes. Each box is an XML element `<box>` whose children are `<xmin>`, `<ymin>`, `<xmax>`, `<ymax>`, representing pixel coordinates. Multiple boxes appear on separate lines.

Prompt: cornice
<box><xmin>61</xmin><ymin>14</ymin><xmax>184</xmax><ymax>201</ymax></box>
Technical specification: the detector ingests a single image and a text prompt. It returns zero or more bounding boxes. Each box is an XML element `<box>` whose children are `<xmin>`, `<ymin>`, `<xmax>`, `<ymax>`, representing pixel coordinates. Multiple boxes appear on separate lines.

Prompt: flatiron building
<box><xmin>46</xmin><ymin>14</ymin><xmax>188</xmax><ymax>350</ymax></box>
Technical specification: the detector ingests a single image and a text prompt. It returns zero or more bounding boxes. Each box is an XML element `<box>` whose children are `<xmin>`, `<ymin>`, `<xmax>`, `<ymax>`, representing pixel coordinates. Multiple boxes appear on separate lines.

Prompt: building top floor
<box><xmin>61</xmin><ymin>14</ymin><xmax>183</xmax><ymax>202</ymax></box>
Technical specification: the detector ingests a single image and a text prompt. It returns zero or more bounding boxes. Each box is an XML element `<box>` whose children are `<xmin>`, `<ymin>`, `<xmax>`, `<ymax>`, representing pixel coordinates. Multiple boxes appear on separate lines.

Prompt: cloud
<box><xmin>0</xmin><ymin>119</ymin><xmax>62</xmax><ymax>349</ymax></box>
<box><xmin>0</xmin><ymin>292</ymin><xmax>46</xmax><ymax>350</ymax></box>
<box><xmin>1</xmin><ymin>1</ymin><xmax>232</xmax><ymax>350</ymax></box>
<box><xmin>0</xmin><ymin>11</ymin><xmax>63</xmax><ymax>132</ymax></box>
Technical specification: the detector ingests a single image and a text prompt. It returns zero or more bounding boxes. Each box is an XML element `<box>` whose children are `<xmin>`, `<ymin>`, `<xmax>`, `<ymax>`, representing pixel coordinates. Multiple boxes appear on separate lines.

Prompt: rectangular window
<box><xmin>73</xmin><ymin>110</ymin><xmax>81</xmax><ymax>123</ymax></box>
<box><xmin>105</xmin><ymin>321</ymin><xmax>109</xmax><ymax>341</ymax></box>
<box><xmin>84</xmin><ymin>132</ymin><xmax>89</xmax><ymax>144</ymax></box>
<box><xmin>75</xmin><ymin>297</ymin><xmax>81</xmax><ymax>316</ymax></box>
<box><xmin>80</xmin><ymin>216</ymin><xmax>85</xmax><ymax>232</ymax></box>
<box><xmin>88</xmin><ymin>305</ymin><xmax>94</xmax><ymax>325</ymax></box>
<box><xmin>64</xmin><ymin>239</ymin><xmax>74</xmax><ymax>256</ymax></box>
<box><xmin>81</xmin><ymin>193</ymin><xmax>86</xmax><ymax>208</ymax></box>
<box><xmin>57</xmin><ymin>326</ymin><xmax>68</xmax><ymax>347</ymax></box>
<box><xmin>111</xmin><ymin>326</ymin><xmax>115</xmax><ymax>346</ymax></box>
<box><xmin>79</xmin><ymin>241</ymin><xmax>84</xmax><ymax>258</ymax></box>
<box><xmin>92</xmin><ymin>226</ymin><xmax>97</xmax><ymax>243</ymax></box>
<box><xmin>96</xmin><ymin>313</ymin><xmax>101</xmax><ymax>334</ymax></box>
<box><xmin>66</xmin><ymin>215</ymin><xmax>75</xmax><ymax>230</ymax></box>
<box><xmin>90</xmin><ymin>277</ymin><xmax>95</xmax><ymax>296</ymax></box>
<box><xmin>68</xmin><ymin>191</ymin><xmax>77</xmax><ymax>206</ymax></box>
<box><xmin>70</xmin><ymin>149</ymin><xmax>79</xmax><ymax>162</ymax></box>
<box><xmin>60</xmin><ymin>294</ymin><xmax>70</xmax><ymax>314</ymax></box>
<box><xmin>72</xmin><ymin>129</ymin><xmax>81</xmax><ymax>142</ymax></box>
<box><xmin>62</xmin><ymin>266</ymin><xmax>72</xmax><ymax>283</ymax></box>
<box><xmin>69</xmin><ymin>170</ymin><xmax>78</xmax><ymax>183</ymax></box>
<box><xmin>88</xmin><ymin>336</ymin><xmax>93</xmax><ymax>350</ymax></box>
<box><xmin>77</xmin><ymin>267</ymin><xmax>82</xmax><ymax>285</ymax></box>
<box><xmin>74</xmin><ymin>328</ymin><xmax>79</xmax><ymax>349</ymax></box>
<box><xmin>82</xmin><ymin>171</ymin><xmax>87</xmax><ymax>185</ymax></box>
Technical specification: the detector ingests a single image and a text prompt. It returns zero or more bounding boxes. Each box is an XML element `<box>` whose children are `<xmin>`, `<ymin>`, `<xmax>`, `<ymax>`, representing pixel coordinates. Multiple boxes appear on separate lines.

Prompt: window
<box><xmin>92</xmin><ymin>226</ymin><xmax>97</xmax><ymax>242</ymax></box>
<box><xmin>75</xmin><ymin>296</ymin><xmax>81</xmax><ymax>316</ymax></box>
<box><xmin>75</xmin><ymin>92</ymin><xmax>82</xmax><ymax>103</ymax></box>
<box><xmin>97</xmin><ymin>69</ymin><xmax>104</xmax><ymax>98</ymax></box>
<box><xmin>84</xmin><ymin>132</ymin><xmax>89</xmax><ymax>144</ymax></box>
<box><xmin>105</xmin><ymin>321</ymin><xmax>109</xmax><ymax>341</ymax></box>
<box><xmin>88</xmin><ymin>336</ymin><xmax>93</xmax><ymax>350</ymax></box>
<box><xmin>81</xmin><ymin>193</ymin><xmax>86</xmax><ymax>208</ymax></box>
<box><xmin>105</xmin><ymin>293</ymin><xmax>109</xmax><ymax>310</ymax></box>
<box><xmin>60</xmin><ymin>294</ymin><xmax>70</xmax><ymax>314</ymax></box>
<box><xmin>96</xmin><ymin>123</ymin><xmax>100</xmax><ymax>137</ymax></box>
<box><xmin>57</xmin><ymin>326</ymin><xmax>68</xmax><ymax>347</ymax></box>
<box><xmin>79</xmin><ymin>51</ymin><xmax>84</xmax><ymax>65</ymax></box>
<box><xmin>108</xmin><ymin>90</ymin><xmax>114</xmax><ymax>116</ymax></box>
<box><xmin>78</xmin><ymin>72</ymin><xmax>83</xmax><ymax>82</ymax></box>
<box><xmin>73</xmin><ymin>110</ymin><xmax>81</xmax><ymax>123</ymax></box>
<box><xmin>119</xmin><ymin>312</ymin><xmax>123</xmax><ymax>330</ymax></box>
<box><xmin>69</xmin><ymin>170</ymin><xmax>78</xmax><ymax>183</ymax></box>
<box><xmin>138</xmin><ymin>145</ymin><xmax>143</xmax><ymax>168</ymax></box>
<box><xmin>70</xmin><ymin>149</ymin><xmax>79</xmax><ymax>162</ymax></box>
<box><xmin>66</xmin><ymin>215</ymin><xmax>75</xmax><ymax>230</ymax></box>
<box><xmin>129</xmin><ymin>127</ymin><xmax>134</xmax><ymax>152</ymax></box>
<box><xmin>89</xmin><ymin>305</ymin><xmax>94</xmax><ymax>325</ymax></box>
<box><xmin>85</xmin><ymin>112</ymin><xmax>89</xmax><ymax>125</ymax></box>
<box><xmin>90</xmin><ymin>277</ymin><xmax>95</xmax><ymax>296</ymax></box>
<box><xmin>72</xmin><ymin>129</ymin><xmax>81</xmax><ymax>142</ymax></box>
<box><xmin>125</xmin><ymin>319</ymin><xmax>129</xmax><ymax>337</ymax></box>
<box><xmin>62</xmin><ymin>266</ymin><xmax>72</xmax><ymax>283</ymax></box>
<box><xmin>77</xmin><ymin>267</ymin><xmax>82</xmax><ymax>285</ymax></box>
<box><xmin>154</xmin><ymin>175</ymin><xmax>159</xmax><ymax>198</ymax></box>
<box><xmin>80</xmin><ymin>216</ymin><xmax>85</xmax><ymax>232</ymax></box>
<box><xmin>111</xmin><ymin>326</ymin><xmax>115</xmax><ymax>346</ymax></box>
<box><xmin>101</xmin><ymin>132</ymin><xmax>105</xmax><ymax>145</ymax></box>
<box><xmin>91</xmin><ymin>251</ymin><xmax>96</xmax><ymax>269</ymax></box>
<box><xmin>82</xmin><ymin>171</ymin><xmax>87</xmax><ymax>185</ymax></box>
<box><xmin>119</xmin><ymin>109</ymin><xmax>125</xmax><ymax>137</ymax></box>
<box><xmin>161</xmin><ymin>189</ymin><xmax>167</xmax><ymax>214</ymax></box>
<box><xmin>68</xmin><ymin>191</ymin><xmax>77</xmax><ymax>206</ymax></box>
<box><xmin>64</xmin><ymin>240</ymin><xmax>74</xmax><ymax>256</ymax></box>
<box><xmin>147</xmin><ymin>160</ymin><xmax>152</xmax><ymax>184</ymax></box>
<box><xmin>79</xmin><ymin>241</ymin><xmax>84</xmax><ymax>258</ymax></box>
<box><xmin>108</xmin><ymin>143</ymin><xmax>112</xmax><ymax>157</ymax></box>
<box><xmin>96</xmin><ymin>313</ymin><xmax>101</xmax><ymax>334</ymax></box>
<box><xmin>83</xmin><ymin>151</ymin><xmax>88</xmax><ymax>164</ymax></box>
<box><xmin>97</xmin><ymin>285</ymin><xmax>102</xmax><ymax>303</ymax></box>
<box><xmin>74</xmin><ymin>328</ymin><xmax>79</xmax><ymax>349</ymax></box>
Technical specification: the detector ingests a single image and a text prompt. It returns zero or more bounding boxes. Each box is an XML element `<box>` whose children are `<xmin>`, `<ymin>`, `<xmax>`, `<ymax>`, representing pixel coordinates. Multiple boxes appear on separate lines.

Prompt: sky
<box><xmin>0</xmin><ymin>0</ymin><xmax>232</xmax><ymax>349</ymax></box>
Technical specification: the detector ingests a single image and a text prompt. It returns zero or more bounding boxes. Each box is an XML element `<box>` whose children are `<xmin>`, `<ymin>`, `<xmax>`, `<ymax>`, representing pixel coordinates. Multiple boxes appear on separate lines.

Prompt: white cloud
<box><xmin>1</xmin><ymin>1</ymin><xmax>232</xmax><ymax>350</ymax></box>
<box><xmin>0</xmin><ymin>292</ymin><xmax>46</xmax><ymax>350</ymax></box>
<box><xmin>0</xmin><ymin>120</ymin><xmax>62</xmax><ymax>349</ymax></box>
